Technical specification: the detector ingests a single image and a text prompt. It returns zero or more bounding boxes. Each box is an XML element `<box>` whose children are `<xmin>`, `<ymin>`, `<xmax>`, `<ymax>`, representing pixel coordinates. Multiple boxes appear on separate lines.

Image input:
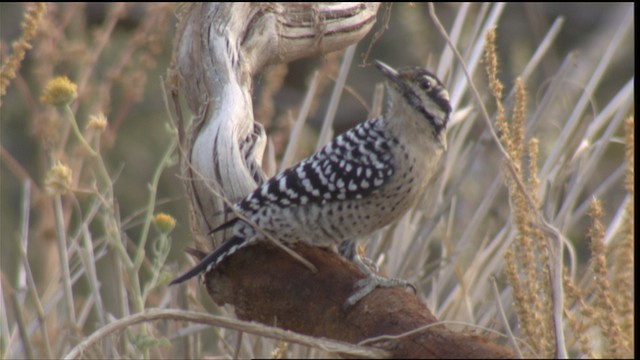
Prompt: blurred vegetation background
<box><xmin>0</xmin><ymin>3</ymin><xmax>634</xmax><ymax>358</ymax></box>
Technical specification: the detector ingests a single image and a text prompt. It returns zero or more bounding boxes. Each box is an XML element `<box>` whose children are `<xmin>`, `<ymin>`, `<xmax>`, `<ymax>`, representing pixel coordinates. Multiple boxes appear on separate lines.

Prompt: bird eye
<box><xmin>419</xmin><ymin>76</ymin><xmax>432</xmax><ymax>90</ymax></box>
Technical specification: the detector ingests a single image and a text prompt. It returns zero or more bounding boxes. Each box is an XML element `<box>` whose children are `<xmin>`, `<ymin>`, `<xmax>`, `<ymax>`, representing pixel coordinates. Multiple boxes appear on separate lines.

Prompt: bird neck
<box><xmin>383</xmin><ymin>100</ymin><xmax>445</xmax><ymax>151</ymax></box>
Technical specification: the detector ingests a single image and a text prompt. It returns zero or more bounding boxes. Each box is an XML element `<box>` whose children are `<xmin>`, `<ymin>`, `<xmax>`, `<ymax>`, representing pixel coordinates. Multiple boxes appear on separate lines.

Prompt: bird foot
<box><xmin>342</xmin><ymin>252</ymin><xmax>416</xmax><ymax>310</ymax></box>
<box><xmin>343</xmin><ymin>273</ymin><xmax>415</xmax><ymax>310</ymax></box>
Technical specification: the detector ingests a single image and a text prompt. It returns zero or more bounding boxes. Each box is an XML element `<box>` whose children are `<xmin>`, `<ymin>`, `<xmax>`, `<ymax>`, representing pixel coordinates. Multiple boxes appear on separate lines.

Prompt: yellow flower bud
<box><xmin>154</xmin><ymin>213</ymin><xmax>176</xmax><ymax>234</ymax></box>
<box><xmin>41</xmin><ymin>76</ymin><xmax>77</xmax><ymax>106</ymax></box>
<box><xmin>45</xmin><ymin>161</ymin><xmax>73</xmax><ymax>195</ymax></box>
<box><xmin>86</xmin><ymin>113</ymin><xmax>108</xmax><ymax>131</ymax></box>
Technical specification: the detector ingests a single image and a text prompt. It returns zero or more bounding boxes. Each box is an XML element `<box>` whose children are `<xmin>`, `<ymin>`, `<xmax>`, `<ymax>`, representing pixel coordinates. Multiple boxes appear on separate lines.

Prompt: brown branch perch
<box><xmin>169</xmin><ymin>3</ymin><xmax>514</xmax><ymax>358</ymax></box>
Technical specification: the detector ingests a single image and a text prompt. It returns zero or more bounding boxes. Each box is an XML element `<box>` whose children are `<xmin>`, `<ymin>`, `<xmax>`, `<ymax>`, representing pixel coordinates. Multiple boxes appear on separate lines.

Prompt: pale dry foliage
<box><xmin>484</xmin><ymin>27</ymin><xmax>634</xmax><ymax>357</ymax></box>
<box><xmin>0</xmin><ymin>3</ymin><xmax>634</xmax><ymax>358</ymax></box>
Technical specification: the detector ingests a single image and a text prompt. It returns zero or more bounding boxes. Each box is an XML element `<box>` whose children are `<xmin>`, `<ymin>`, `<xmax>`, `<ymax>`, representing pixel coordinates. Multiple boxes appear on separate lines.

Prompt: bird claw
<box><xmin>359</xmin><ymin>256</ymin><xmax>379</xmax><ymax>273</ymax></box>
<box><xmin>340</xmin><ymin>242</ymin><xmax>415</xmax><ymax>310</ymax></box>
<box><xmin>342</xmin><ymin>273</ymin><xmax>415</xmax><ymax>310</ymax></box>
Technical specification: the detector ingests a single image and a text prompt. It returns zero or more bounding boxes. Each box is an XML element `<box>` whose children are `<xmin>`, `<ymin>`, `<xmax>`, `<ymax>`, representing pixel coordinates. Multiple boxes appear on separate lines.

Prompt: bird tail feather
<box><xmin>169</xmin><ymin>234</ymin><xmax>249</xmax><ymax>285</ymax></box>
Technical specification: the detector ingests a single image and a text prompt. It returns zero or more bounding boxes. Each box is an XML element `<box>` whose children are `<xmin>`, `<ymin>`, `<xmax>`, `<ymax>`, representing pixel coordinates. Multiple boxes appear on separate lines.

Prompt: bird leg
<box><xmin>339</xmin><ymin>240</ymin><xmax>416</xmax><ymax>309</ymax></box>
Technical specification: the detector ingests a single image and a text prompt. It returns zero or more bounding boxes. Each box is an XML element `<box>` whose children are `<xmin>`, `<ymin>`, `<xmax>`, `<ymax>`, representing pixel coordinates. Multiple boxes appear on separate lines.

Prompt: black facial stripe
<box><xmin>403</xmin><ymin>88</ymin><xmax>443</xmax><ymax>132</ymax></box>
<box><xmin>409</xmin><ymin>71</ymin><xmax>450</xmax><ymax>112</ymax></box>
<box><xmin>430</xmin><ymin>91</ymin><xmax>452</xmax><ymax>115</ymax></box>
<box><xmin>416</xmin><ymin>105</ymin><xmax>444</xmax><ymax>134</ymax></box>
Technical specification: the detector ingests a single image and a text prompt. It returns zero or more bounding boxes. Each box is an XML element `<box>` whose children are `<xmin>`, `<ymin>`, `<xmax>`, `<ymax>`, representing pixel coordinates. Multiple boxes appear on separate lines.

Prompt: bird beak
<box><xmin>374</xmin><ymin>60</ymin><xmax>404</xmax><ymax>91</ymax></box>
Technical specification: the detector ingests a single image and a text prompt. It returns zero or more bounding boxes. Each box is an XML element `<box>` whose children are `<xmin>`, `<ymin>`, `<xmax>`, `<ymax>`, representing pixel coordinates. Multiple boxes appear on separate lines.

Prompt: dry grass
<box><xmin>0</xmin><ymin>3</ymin><xmax>634</xmax><ymax>358</ymax></box>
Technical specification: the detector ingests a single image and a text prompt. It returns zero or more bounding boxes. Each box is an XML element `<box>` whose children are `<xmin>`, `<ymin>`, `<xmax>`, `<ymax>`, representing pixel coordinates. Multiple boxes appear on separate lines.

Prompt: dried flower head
<box><xmin>86</xmin><ymin>113</ymin><xmax>108</xmax><ymax>131</ymax></box>
<box><xmin>45</xmin><ymin>161</ymin><xmax>73</xmax><ymax>195</ymax></box>
<box><xmin>0</xmin><ymin>3</ymin><xmax>46</xmax><ymax>99</ymax></box>
<box><xmin>41</xmin><ymin>76</ymin><xmax>77</xmax><ymax>106</ymax></box>
<box><xmin>154</xmin><ymin>213</ymin><xmax>176</xmax><ymax>234</ymax></box>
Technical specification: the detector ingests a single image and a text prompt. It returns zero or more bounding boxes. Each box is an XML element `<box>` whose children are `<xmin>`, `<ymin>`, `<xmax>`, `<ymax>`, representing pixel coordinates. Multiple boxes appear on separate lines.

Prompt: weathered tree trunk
<box><xmin>168</xmin><ymin>3</ymin><xmax>513</xmax><ymax>358</ymax></box>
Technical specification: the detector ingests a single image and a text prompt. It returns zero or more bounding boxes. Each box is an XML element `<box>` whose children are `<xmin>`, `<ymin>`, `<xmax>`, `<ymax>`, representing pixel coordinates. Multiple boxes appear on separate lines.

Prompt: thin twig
<box><xmin>63</xmin><ymin>309</ymin><xmax>388</xmax><ymax>359</ymax></box>
<box><xmin>316</xmin><ymin>44</ymin><xmax>356</xmax><ymax>150</ymax></box>
<box><xmin>491</xmin><ymin>276</ymin><xmax>523</xmax><ymax>359</ymax></box>
<box><xmin>17</xmin><ymin>181</ymin><xmax>53</xmax><ymax>358</ymax></box>
<box><xmin>358</xmin><ymin>319</ymin><xmax>513</xmax><ymax>348</ymax></box>
<box><xmin>53</xmin><ymin>195</ymin><xmax>77</xmax><ymax>327</ymax></box>
<box><xmin>281</xmin><ymin>71</ymin><xmax>319</xmax><ymax>169</ymax></box>
<box><xmin>11</xmin><ymin>291</ymin><xmax>34</xmax><ymax>359</ymax></box>
<box><xmin>234</xmin><ymin>331</ymin><xmax>243</xmax><ymax>359</ymax></box>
